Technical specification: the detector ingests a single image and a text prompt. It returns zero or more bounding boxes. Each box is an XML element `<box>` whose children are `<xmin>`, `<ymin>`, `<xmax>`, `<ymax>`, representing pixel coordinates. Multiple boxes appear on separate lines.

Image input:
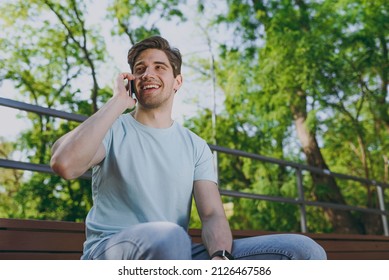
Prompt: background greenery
<box><xmin>0</xmin><ymin>0</ymin><xmax>388</xmax><ymax>235</ymax></box>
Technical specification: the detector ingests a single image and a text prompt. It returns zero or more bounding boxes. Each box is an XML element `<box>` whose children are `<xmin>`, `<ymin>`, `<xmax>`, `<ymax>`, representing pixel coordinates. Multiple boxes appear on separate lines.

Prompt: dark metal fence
<box><xmin>1</xmin><ymin>96</ymin><xmax>388</xmax><ymax>235</ymax></box>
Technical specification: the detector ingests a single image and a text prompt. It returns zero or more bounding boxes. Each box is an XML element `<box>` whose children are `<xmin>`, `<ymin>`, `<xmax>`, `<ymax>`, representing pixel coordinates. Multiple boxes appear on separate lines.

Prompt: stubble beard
<box><xmin>137</xmin><ymin>89</ymin><xmax>174</xmax><ymax>110</ymax></box>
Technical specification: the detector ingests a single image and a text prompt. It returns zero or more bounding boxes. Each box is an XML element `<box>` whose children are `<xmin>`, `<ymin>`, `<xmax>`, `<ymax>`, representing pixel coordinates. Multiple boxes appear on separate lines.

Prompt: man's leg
<box><xmin>192</xmin><ymin>234</ymin><xmax>327</xmax><ymax>260</ymax></box>
<box><xmin>88</xmin><ymin>222</ymin><xmax>192</xmax><ymax>260</ymax></box>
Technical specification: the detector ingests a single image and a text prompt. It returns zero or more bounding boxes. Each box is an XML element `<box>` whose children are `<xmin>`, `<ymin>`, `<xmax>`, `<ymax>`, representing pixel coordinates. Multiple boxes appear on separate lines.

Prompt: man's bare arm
<box><xmin>193</xmin><ymin>180</ymin><xmax>233</xmax><ymax>259</ymax></box>
<box><xmin>50</xmin><ymin>73</ymin><xmax>136</xmax><ymax>179</ymax></box>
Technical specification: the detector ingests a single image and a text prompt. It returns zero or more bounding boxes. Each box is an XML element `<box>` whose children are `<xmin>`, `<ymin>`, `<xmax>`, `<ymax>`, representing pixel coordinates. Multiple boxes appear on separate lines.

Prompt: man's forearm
<box><xmin>193</xmin><ymin>180</ymin><xmax>234</xmax><ymax>259</ymax></box>
<box><xmin>50</xmin><ymin>94</ymin><xmax>129</xmax><ymax>179</ymax></box>
<box><xmin>201</xmin><ymin>215</ymin><xmax>233</xmax><ymax>259</ymax></box>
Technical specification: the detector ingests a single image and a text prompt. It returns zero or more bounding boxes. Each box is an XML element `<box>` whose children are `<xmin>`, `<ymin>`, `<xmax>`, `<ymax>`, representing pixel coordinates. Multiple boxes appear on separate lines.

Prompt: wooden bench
<box><xmin>0</xmin><ymin>218</ymin><xmax>84</xmax><ymax>260</ymax></box>
<box><xmin>1</xmin><ymin>218</ymin><xmax>389</xmax><ymax>260</ymax></box>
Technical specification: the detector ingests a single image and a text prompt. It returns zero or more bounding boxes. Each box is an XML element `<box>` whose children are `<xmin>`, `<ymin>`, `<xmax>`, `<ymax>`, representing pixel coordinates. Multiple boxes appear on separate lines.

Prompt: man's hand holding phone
<box><xmin>114</xmin><ymin>72</ymin><xmax>137</xmax><ymax>109</ymax></box>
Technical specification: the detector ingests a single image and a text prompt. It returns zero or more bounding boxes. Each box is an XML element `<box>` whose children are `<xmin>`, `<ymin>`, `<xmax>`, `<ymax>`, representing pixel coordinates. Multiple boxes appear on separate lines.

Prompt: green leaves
<box><xmin>0</xmin><ymin>0</ymin><xmax>189</xmax><ymax>222</ymax></box>
<box><xmin>187</xmin><ymin>0</ymin><xmax>388</xmax><ymax>233</ymax></box>
<box><xmin>107</xmin><ymin>0</ymin><xmax>186</xmax><ymax>43</ymax></box>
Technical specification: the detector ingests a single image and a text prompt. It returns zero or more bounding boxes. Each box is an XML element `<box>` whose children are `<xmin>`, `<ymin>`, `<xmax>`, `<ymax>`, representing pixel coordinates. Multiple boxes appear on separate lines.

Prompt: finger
<box><xmin>120</xmin><ymin>73</ymin><xmax>135</xmax><ymax>90</ymax></box>
<box><xmin>120</xmin><ymin>72</ymin><xmax>134</xmax><ymax>81</ymax></box>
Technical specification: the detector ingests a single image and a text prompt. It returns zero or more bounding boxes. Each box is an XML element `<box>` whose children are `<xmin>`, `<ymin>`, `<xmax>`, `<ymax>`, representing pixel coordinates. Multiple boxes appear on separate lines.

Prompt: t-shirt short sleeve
<box><xmin>193</xmin><ymin>139</ymin><xmax>218</xmax><ymax>184</ymax></box>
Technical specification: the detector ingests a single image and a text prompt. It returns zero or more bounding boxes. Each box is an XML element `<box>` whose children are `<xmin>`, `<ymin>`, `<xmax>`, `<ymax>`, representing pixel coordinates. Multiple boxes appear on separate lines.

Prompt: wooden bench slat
<box><xmin>326</xmin><ymin>252</ymin><xmax>389</xmax><ymax>260</ymax></box>
<box><xmin>0</xmin><ymin>218</ymin><xmax>84</xmax><ymax>232</ymax></box>
<box><xmin>0</xmin><ymin>252</ymin><xmax>82</xmax><ymax>260</ymax></box>
<box><xmin>306</xmin><ymin>233</ymin><xmax>389</xmax><ymax>241</ymax></box>
<box><xmin>318</xmin><ymin>240</ymin><xmax>389</xmax><ymax>252</ymax></box>
<box><xmin>0</xmin><ymin>230</ymin><xmax>84</xmax><ymax>252</ymax></box>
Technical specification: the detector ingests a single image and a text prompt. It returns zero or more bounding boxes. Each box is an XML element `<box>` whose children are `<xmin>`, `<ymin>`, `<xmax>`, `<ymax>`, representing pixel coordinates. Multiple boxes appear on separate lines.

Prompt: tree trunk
<box><xmin>291</xmin><ymin>90</ymin><xmax>363</xmax><ymax>234</ymax></box>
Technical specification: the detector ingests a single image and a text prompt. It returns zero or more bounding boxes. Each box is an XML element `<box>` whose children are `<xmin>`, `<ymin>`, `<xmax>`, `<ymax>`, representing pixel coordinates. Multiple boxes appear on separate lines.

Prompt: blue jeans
<box><xmin>86</xmin><ymin>222</ymin><xmax>327</xmax><ymax>260</ymax></box>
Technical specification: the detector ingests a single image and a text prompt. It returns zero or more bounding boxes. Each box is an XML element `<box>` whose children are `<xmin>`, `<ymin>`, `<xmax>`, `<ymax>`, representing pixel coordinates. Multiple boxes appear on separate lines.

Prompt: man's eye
<box><xmin>134</xmin><ymin>67</ymin><xmax>144</xmax><ymax>73</ymax></box>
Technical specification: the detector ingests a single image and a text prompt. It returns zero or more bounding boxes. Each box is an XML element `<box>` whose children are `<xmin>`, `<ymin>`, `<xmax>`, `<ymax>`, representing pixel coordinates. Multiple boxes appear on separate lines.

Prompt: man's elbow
<box><xmin>50</xmin><ymin>155</ymin><xmax>79</xmax><ymax>180</ymax></box>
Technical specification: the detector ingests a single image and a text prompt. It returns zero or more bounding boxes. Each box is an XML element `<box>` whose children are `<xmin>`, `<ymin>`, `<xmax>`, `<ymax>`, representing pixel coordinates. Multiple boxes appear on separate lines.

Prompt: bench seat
<box><xmin>1</xmin><ymin>218</ymin><xmax>389</xmax><ymax>260</ymax></box>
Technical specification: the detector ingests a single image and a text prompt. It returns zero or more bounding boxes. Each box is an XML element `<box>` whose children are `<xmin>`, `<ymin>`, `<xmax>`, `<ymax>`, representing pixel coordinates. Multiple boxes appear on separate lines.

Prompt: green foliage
<box><xmin>0</xmin><ymin>0</ymin><xmax>187</xmax><ymax>222</ymax></box>
<box><xmin>186</xmin><ymin>0</ymin><xmax>388</xmax><ymax>234</ymax></box>
<box><xmin>0</xmin><ymin>140</ymin><xmax>24</xmax><ymax>217</ymax></box>
<box><xmin>107</xmin><ymin>0</ymin><xmax>186</xmax><ymax>43</ymax></box>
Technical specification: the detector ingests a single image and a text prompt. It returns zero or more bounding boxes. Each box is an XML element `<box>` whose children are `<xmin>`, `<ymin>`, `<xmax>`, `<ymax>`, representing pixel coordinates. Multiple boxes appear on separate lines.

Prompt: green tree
<box><xmin>0</xmin><ymin>0</ymin><xmax>107</xmax><ymax>220</ymax></box>
<box><xmin>0</xmin><ymin>139</ymin><xmax>24</xmax><ymax>217</ymax></box>
<box><xmin>187</xmin><ymin>0</ymin><xmax>388</xmax><ymax>234</ymax></box>
<box><xmin>0</xmin><ymin>0</ymin><xmax>187</xmax><ymax>221</ymax></box>
<box><xmin>317</xmin><ymin>0</ymin><xmax>389</xmax><ymax>233</ymax></box>
<box><xmin>107</xmin><ymin>0</ymin><xmax>186</xmax><ymax>44</ymax></box>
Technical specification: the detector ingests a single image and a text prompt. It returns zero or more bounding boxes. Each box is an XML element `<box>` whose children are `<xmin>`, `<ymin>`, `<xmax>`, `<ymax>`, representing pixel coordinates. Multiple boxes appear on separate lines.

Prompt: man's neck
<box><xmin>132</xmin><ymin>108</ymin><xmax>173</xmax><ymax>129</ymax></box>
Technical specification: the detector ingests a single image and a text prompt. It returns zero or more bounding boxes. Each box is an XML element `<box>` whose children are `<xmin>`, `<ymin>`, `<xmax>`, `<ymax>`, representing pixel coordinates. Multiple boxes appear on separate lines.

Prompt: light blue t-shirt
<box><xmin>83</xmin><ymin>114</ymin><xmax>217</xmax><ymax>256</ymax></box>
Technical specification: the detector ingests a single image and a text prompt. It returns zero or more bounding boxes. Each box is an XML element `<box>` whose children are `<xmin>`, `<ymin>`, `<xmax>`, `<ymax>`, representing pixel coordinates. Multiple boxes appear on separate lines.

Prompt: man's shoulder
<box><xmin>173</xmin><ymin>124</ymin><xmax>213</xmax><ymax>158</ymax></box>
<box><xmin>111</xmin><ymin>114</ymin><xmax>134</xmax><ymax>132</ymax></box>
<box><xmin>175</xmin><ymin>122</ymin><xmax>207</xmax><ymax>143</ymax></box>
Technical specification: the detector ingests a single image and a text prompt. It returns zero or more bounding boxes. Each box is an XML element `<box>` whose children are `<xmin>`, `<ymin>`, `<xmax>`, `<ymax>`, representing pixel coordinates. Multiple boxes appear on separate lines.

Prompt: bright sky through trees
<box><xmin>0</xmin><ymin>0</ymin><xmax>227</xmax><ymax>139</ymax></box>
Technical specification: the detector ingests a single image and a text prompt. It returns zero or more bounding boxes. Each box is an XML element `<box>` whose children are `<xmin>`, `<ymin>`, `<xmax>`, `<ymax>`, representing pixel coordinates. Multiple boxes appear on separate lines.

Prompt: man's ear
<box><xmin>174</xmin><ymin>74</ymin><xmax>183</xmax><ymax>93</ymax></box>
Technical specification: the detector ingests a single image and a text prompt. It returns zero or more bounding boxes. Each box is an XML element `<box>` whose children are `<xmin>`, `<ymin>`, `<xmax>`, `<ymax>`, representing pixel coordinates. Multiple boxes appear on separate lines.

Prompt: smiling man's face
<box><xmin>132</xmin><ymin>48</ymin><xmax>182</xmax><ymax>109</ymax></box>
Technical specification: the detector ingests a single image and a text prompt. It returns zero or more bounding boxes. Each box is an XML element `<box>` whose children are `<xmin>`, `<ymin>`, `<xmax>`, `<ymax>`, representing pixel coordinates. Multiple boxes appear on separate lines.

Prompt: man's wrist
<box><xmin>210</xmin><ymin>250</ymin><xmax>234</xmax><ymax>260</ymax></box>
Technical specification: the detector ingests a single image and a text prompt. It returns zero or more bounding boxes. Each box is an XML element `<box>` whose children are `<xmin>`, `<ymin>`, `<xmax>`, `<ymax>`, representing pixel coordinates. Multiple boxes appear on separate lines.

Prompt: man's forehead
<box><xmin>134</xmin><ymin>49</ymin><xmax>170</xmax><ymax>66</ymax></box>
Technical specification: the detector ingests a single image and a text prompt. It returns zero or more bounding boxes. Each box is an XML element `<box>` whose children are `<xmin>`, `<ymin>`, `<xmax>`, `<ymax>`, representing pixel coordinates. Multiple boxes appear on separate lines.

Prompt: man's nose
<box><xmin>140</xmin><ymin>67</ymin><xmax>154</xmax><ymax>79</ymax></box>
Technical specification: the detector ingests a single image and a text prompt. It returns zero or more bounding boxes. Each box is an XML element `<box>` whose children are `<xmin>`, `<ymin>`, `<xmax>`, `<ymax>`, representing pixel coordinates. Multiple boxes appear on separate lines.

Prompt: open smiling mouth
<box><xmin>142</xmin><ymin>84</ymin><xmax>161</xmax><ymax>90</ymax></box>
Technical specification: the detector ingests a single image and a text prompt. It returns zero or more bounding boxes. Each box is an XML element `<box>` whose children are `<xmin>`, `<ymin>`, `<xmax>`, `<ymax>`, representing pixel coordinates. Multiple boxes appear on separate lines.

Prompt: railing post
<box><xmin>377</xmin><ymin>185</ymin><xmax>389</xmax><ymax>236</ymax></box>
<box><xmin>296</xmin><ymin>168</ymin><xmax>308</xmax><ymax>233</ymax></box>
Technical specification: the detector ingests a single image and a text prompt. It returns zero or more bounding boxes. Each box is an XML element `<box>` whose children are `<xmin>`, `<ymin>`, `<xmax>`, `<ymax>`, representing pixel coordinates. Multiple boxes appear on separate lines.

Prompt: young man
<box><xmin>51</xmin><ymin>36</ymin><xmax>326</xmax><ymax>260</ymax></box>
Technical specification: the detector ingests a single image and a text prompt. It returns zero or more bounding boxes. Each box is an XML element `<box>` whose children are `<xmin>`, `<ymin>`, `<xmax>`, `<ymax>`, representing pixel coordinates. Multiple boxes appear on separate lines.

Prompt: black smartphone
<box><xmin>130</xmin><ymin>80</ymin><xmax>136</xmax><ymax>99</ymax></box>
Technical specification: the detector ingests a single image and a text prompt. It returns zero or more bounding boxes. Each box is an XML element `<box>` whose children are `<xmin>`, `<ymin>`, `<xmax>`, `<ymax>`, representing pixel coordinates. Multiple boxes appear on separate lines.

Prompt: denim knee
<box><xmin>87</xmin><ymin>222</ymin><xmax>192</xmax><ymax>260</ymax></box>
<box><xmin>231</xmin><ymin>233</ymin><xmax>327</xmax><ymax>260</ymax></box>
<box><xmin>288</xmin><ymin>234</ymin><xmax>327</xmax><ymax>260</ymax></box>
<box><xmin>143</xmin><ymin>222</ymin><xmax>192</xmax><ymax>260</ymax></box>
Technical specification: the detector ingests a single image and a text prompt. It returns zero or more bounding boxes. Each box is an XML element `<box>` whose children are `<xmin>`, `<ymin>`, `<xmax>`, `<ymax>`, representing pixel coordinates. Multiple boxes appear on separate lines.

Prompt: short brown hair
<box><xmin>127</xmin><ymin>36</ymin><xmax>182</xmax><ymax>77</ymax></box>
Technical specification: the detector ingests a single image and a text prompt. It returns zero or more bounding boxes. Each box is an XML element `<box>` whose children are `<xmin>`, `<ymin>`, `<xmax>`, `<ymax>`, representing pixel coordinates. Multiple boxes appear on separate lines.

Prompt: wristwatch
<box><xmin>210</xmin><ymin>250</ymin><xmax>235</xmax><ymax>260</ymax></box>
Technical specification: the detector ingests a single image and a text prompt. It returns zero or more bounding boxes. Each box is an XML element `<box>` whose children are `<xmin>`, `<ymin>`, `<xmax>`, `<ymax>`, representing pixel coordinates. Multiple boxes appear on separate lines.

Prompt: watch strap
<box><xmin>210</xmin><ymin>250</ymin><xmax>234</xmax><ymax>260</ymax></box>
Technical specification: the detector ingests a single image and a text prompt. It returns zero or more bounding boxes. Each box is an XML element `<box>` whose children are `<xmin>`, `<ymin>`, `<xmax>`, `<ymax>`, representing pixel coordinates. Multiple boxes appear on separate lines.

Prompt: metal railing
<box><xmin>1</xmin><ymin>96</ymin><xmax>388</xmax><ymax>235</ymax></box>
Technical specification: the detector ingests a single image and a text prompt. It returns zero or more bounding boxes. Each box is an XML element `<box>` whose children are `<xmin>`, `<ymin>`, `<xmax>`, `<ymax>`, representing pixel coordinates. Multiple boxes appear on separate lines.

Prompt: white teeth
<box><xmin>143</xmin><ymin>84</ymin><xmax>159</xmax><ymax>89</ymax></box>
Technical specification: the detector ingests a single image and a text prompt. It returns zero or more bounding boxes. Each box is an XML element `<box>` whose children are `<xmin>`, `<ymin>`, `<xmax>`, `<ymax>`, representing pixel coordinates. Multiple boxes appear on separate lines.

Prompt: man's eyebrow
<box><xmin>154</xmin><ymin>61</ymin><xmax>170</xmax><ymax>67</ymax></box>
<box><xmin>134</xmin><ymin>60</ymin><xmax>170</xmax><ymax>68</ymax></box>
